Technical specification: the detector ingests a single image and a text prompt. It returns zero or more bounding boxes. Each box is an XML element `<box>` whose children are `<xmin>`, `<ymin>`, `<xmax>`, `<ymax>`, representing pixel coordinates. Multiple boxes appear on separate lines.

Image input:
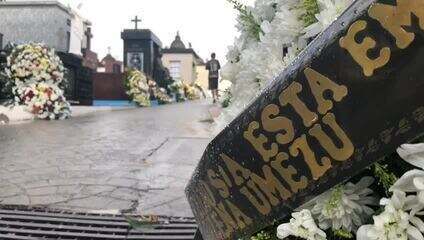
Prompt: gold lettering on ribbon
<box><xmin>199</xmin><ymin>180</ymin><xmax>217</xmax><ymax>207</ymax></box>
<box><xmin>304</xmin><ymin>67</ymin><xmax>348</xmax><ymax>115</ymax></box>
<box><xmin>290</xmin><ymin>135</ymin><xmax>332</xmax><ymax>180</ymax></box>
<box><xmin>249</xmin><ymin>165</ymin><xmax>292</xmax><ymax>206</ymax></box>
<box><xmin>220</xmin><ymin>153</ymin><xmax>251</xmax><ymax>186</ymax></box>
<box><xmin>280</xmin><ymin>82</ymin><xmax>318</xmax><ymax>127</ymax></box>
<box><xmin>215</xmin><ymin>202</ymin><xmax>237</xmax><ymax>237</ymax></box>
<box><xmin>207</xmin><ymin>169</ymin><xmax>230</xmax><ymax>198</ymax></box>
<box><xmin>207</xmin><ymin>210</ymin><xmax>224</xmax><ymax>237</ymax></box>
<box><xmin>261</xmin><ymin>104</ymin><xmax>295</xmax><ymax>145</ymax></box>
<box><xmin>225</xmin><ymin>200</ymin><xmax>253</xmax><ymax>230</ymax></box>
<box><xmin>369</xmin><ymin>0</ymin><xmax>424</xmax><ymax>49</ymax></box>
<box><xmin>339</xmin><ymin>20</ymin><xmax>391</xmax><ymax>77</ymax></box>
<box><xmin>244</xmin><ymin>121</ymin><xmax>279</xmax><ymax>162</ymax></box>
<box><xmin>309</xmin><ymin>113</ymin><xmax>355</xmax><ymax>161</ymax></box>
<box><xmin>271</xmin><ymin>152</ymin><xmax>308</xmax><ymax>193</ymax></box>
<box><xmin>218</xmin><ymin>165</ymin><xmax>233</xmax><ymax>188</ymax></box>
<box><xmin>220</xmin><ymin>153</ymin><xmax>272</xmax><ymax>215</ymax></box>
<box><xmin>240</xmin><ymin>186</ymin><xmax>271</xmax><ymax>215</ymax></box>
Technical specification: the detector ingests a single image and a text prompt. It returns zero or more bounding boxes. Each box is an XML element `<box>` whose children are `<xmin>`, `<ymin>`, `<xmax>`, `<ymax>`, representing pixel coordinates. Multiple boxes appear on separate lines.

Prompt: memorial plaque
<box><xmin>127</xmin><ymin>52</ymin><xmax>144</xmax><ymax>71</ymax></box>
<box><xmin>185</xmin><ymin>0</ymin><xmax>424</xmax><ymax>239</ymax></box>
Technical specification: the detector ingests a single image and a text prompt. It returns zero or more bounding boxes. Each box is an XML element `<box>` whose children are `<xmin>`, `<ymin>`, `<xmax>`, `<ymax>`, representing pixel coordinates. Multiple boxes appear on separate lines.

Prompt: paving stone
<box><xmin>107</xmin><ymin>178</ymin><xmax>138</xmax><ymax>188</ymax></box>
<box><xmin>0</xmin><ymin>101</ymin><xmax>212</xmax><ymax>216</ymax></box>
<box><xmin>24</xmin><ymin>167</ymin><xmax>59</xmax><ymax>176</ymax></box>
<box><xmin>0</xmin><ymin>185</ymin><xmax>23</xmax><ymax>198</ymax></box>
<box><xmin>5</xmin><ymin>163</ymin><xmax>33</xmax><ymax>172</ymax></box>
<box><xmin>1</xmin><ymin>195</ymin><xmax>30</xmax><ymax>205</ymax></box>
<box><xmin>80</xmin><ymin>185</ymin><xmax>116</xmax><ymax>196</ymax></box>
<box><xmin>105</xmin><ymin>199</ymin><xmax>134</xmax><ymax>210</ymax></box>
<box><xmin>59</xmin><ymin>164</ymin><xmax>91</xmax><ymax>172</ymax></box>
<box><xmin>26</xmin><ymin>186</ymin><xmax>58</xmax><ymax>196</ymax></box>
<box><xmin>30</xmin><ymin>195</ymin><xmax>69</xmax><ymax>205</ymax></box>
<box><xmin>56</xmin><ymin>185</ymin><xmax>84</xmax><ymax>196</ymax></box>
<box><xmin>21</xmin><ymin>180</ymin><xmax>51</xmax><ymax>189</ymax></box>
<box><xmin>60</xmin><ymin>196</ymin><xmax>113</xmax><ymax>210</ymax></box>
<box><xmin>107</xmin><ymin>188</ymin><xmax>140</xmax><ymax>201</ymax></box>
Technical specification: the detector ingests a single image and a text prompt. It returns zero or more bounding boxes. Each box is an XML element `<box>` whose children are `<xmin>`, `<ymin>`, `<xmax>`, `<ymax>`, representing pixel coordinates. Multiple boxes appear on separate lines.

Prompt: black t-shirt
<box><xmin>206</xmin><ymin>59</ymin><xmax>221</xmax><ymax>79</ymax></box>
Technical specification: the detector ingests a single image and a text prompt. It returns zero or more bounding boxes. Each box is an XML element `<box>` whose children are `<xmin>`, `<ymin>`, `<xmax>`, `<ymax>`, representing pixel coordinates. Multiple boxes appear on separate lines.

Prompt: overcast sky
<box><xmin>56</xmin><ymin>0</ymin><xmax>255</xmax><ymax>63</ymax></box>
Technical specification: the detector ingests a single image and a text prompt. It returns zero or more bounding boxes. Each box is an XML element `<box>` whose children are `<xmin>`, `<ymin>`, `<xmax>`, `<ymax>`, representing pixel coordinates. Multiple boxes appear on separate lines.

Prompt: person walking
<box><xmin>206</xmin><ymin>53</ymin><xmax>221</xmax><ymax>103</ymax></box>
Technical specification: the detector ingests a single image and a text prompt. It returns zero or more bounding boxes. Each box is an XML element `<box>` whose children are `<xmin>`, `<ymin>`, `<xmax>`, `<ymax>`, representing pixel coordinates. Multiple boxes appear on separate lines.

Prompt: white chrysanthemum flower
<box><xmin>217</xmin><ymin>0</ymin><xmax>354</xmax><ymax>130</ymax></box>
<box><xmin>283</xmin><ymin>38</ymin><xmax>308</xmax><ymax>66</ymax></box>
<box><xmin>303</xmin><ymin>0</ymin><xmax>353</xmax><ymax>38</ymax></box>
<box><xmin>307</xmin><ymin>177</ymin><xmax>378</xmax><ymax>233</ymax></box>
<box><xmin>13</xmin><ymin>82</ymin><xmax>71</xmax><ymax>120</ymax></box>
<box><xmin>251</xmin><ymin>0</ymin><xmax>278</xmax><ymax>22</ymax></box>
<box><xmin>125</xmin><ymin>70</ymin><xmax>151</xmax><ymax>107</ymax></box>
<box><xmin>357</xmin><ymin>191</ymin><xmax>424</xmax><ymax>240</ymax></box>
<box><xmin>7</xmin><ymin>43</ymin><xmax>65</xmax><ymax>84</ymax></box>
<box><xmin>389</xmin><ymin>143</ymin><xmax>424</xmax><ymax>215</ymax></box>
<box><xmin>277</xmin><ymin>209</ymin><xmax>326</xmax><ymax>240</ymax></box>
<box><xmin>225</xmin><ymin>43</ymin><xmax>241</xmax><ymax>64</ymax></box>
<box><xmin>397</xmin><ymin>144</ymin><xmax>424</xmax><ymax>170</ymax></box>
<box><xmin>221</xmin><ymin>62</ymin><xmax>240</xmax><ymax>83</ymax></box>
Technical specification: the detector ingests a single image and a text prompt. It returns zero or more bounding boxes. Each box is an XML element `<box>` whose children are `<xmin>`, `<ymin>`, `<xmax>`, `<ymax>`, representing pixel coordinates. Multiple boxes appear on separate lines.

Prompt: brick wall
<box><xmin>93</xmin><ymin>73</ymin><xmax>128</xmax><ymax>100</ymax></box>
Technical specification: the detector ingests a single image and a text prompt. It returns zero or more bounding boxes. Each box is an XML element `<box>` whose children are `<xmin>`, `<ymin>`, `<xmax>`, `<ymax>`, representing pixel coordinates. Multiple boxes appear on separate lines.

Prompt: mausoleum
<box><xmin>162</xmin><ymin>32</ymin><xmax>208</xmax><ymax>89</ymax></box>
<box><xmin>121</xmin><ymin>17</ymin><xmax>173</xmax><ymax>89</ymax></box>
<box><xmin>0</xmin><ymin>0</ymin><xmax>95</xmax><ymax>105</ymax></box>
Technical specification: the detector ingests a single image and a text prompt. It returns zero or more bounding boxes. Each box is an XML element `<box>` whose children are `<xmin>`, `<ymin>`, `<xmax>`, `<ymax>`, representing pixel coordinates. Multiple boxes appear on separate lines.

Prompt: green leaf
<box><xmin>300</xmin><ymin>0</ymin><xmax>320</xmax><ymax>27</ymax></box>
<box><xmin>227</xmin><ymin>0</ymin><xmax>263</xmax><ymax>41</ymax></box>
<box><xmin>124</xmin><ymin>215</ymin><xmax>157</xmax><ymax>230</ymax></box>
<box><xmin>373</xmin><ymin>162</ymin><xmax>398</xmax><ymax>194</ymax></box>
<box><xmin>333</xmin><ymin>228</ymin><xmax>354</xmax><ymax>239</ymax></box>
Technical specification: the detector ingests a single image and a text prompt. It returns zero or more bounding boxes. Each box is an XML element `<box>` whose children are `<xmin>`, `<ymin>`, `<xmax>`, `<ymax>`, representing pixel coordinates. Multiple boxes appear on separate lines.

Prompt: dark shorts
<box><xmin>209</xmin><ymin>78</ymin><xmax>218</xmax><ymax>90</ymax></box>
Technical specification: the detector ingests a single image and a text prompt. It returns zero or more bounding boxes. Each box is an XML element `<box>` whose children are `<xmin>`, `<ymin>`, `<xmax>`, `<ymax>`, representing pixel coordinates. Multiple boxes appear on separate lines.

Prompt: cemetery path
<box><xmin>0</xmin><ymin>100</ymin><xmax>214</xmax><ymax>217</ymax></box>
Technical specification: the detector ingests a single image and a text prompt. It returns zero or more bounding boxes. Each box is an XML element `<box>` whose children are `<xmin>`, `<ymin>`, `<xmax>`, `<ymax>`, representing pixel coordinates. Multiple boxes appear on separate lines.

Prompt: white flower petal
<box><xmin>391</xmin><ymin>170</ymin><xmax>424</xmax><ymax>192</ymax></box>
<box><xmin>410</xmin><ymin>216</ymin><xmax>424</xmax><ymax>232</ymax></box>
<box><xmin>407</xmin><ymin>225</ymin><xmax>424</xmax><ymax>240</ymax></box>
<box><xmin>356</xmin><ymin>225</ymin><xmax>373</xmax><ymax>240</ymax></box>
<box><xmin>276</xmin><ymin>223</ymin><xmax>292</xmax><ymax>239</ymax></box>
<box><xmin>398</xmin><ymin>144</ymin><xmax>424</xmax><ymax>169</ymax></box>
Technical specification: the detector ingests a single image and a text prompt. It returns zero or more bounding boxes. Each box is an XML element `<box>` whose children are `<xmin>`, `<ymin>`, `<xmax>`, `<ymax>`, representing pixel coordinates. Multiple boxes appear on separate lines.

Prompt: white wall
<box><xmin>0</xmin><ymin>4</ymin><xmax>71</xmax><ymax>52</ymax></box>
<box><xmin>0</xmin><ymin>2</ymin><xmax>88</xmax><ymax>56</ymax></box>
<box><xmin>162</xmin><ymin>53</ymin><xmax>196</xmax><ymax>84</ymax></box>
<box><xmin>69</xmin><ymin>10</ymin><xmax>85</xmax><ymax>56</ymax></box>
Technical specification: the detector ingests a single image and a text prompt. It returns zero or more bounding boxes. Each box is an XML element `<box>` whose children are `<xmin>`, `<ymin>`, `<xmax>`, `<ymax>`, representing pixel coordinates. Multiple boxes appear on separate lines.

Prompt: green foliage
<box><xmin>227</xmin><ymin>0</ymin><xmax>263</xmax><ymax>41</ymax></box>
<box><xmin>222</xmin><ymin>89</ymin><xmax>233</xmax><ymax>108</ymax></box>
<box><xmin>333</xmin><ymin>229</ymin><xmax>353</xmax><ymax>239</ymax></box>
<box><xmin>0</xmin><ymin>71</ymin><xmax>12</xmax><ymax>100</ymax></box>
<box><xmin>125</xmin><ymin>216</ymin><xmax>156</xmax><ymax>231</ymax></box>
<box><xmin>250</xmin><ymin>230</ymin><xmax>278</xmax><ymax>240</ymax></box>
<box><xmin>325</xmin><ymin>185</ymin><xmax>343</xmax><ymax>213</ymax></box>
<box><xmin>300</xmin><ymin>0</ymin><xmax>320</xmax><ymax>27</ymax></box>
<box><xmin>0</xmin><ymin>46</ymin><xmax>14</xmax><ymax>100</ymax></box>
<box><xmin>124</xmin><ymin>215</ymin><xmax>159</xmax><ymax>239</ymax></box>
<box><xmin>373</xmin><ymin>162</ymin><xmax>398</xmax><ymax>194</ymax></box>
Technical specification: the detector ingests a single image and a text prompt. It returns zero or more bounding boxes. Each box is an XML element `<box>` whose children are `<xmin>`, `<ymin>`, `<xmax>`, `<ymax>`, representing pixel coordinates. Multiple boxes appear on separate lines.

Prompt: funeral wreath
<box><xmin>3</xmin><ymin>43</ymin><xmax>71</xmax><ymax>120</ymax></box>
<box><xmin>196</xmin><ymin>0</ymin><xmax>424</xmax><ymax>239</ymax></box>
<box><xmin>124</xmin><ymin>69</ymin><xmax>151</xmax><ymax>107</ymax></box>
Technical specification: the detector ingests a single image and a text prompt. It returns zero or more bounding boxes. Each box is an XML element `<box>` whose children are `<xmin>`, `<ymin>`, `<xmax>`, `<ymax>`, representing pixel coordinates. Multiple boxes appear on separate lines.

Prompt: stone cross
<box><xmin>131</xmin><ymin>16</ymin><xmax>141</xmax><ymax>30</ymax></box>
<box><xmin>85</xmin><ymin>27</ymin><xmax>93</xmax><ymax>50</ymax></box>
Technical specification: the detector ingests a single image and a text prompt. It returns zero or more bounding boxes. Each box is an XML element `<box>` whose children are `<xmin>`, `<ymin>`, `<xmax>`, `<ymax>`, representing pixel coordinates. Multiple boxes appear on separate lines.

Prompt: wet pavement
<box><xmin>0</xmin><ymin>100</ymin><xmax>213</xmax><ymax>217</ymax></box>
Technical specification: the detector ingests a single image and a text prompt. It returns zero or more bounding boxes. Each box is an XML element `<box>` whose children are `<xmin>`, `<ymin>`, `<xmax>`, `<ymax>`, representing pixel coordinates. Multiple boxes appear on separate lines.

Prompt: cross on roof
<box><xmin>85</xmin><ymin>27</ymin><xmax>93</xmax><ymax>38</ymax></box>
<box><xmin>131</xmin><ymin>16</ymin><xmax>141</xmax><ymax>30</ymax></box>
<box><xmin>85</xmin><ymin>27</ymin><xmax>93</xmax><ymax>50</ymax></box>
